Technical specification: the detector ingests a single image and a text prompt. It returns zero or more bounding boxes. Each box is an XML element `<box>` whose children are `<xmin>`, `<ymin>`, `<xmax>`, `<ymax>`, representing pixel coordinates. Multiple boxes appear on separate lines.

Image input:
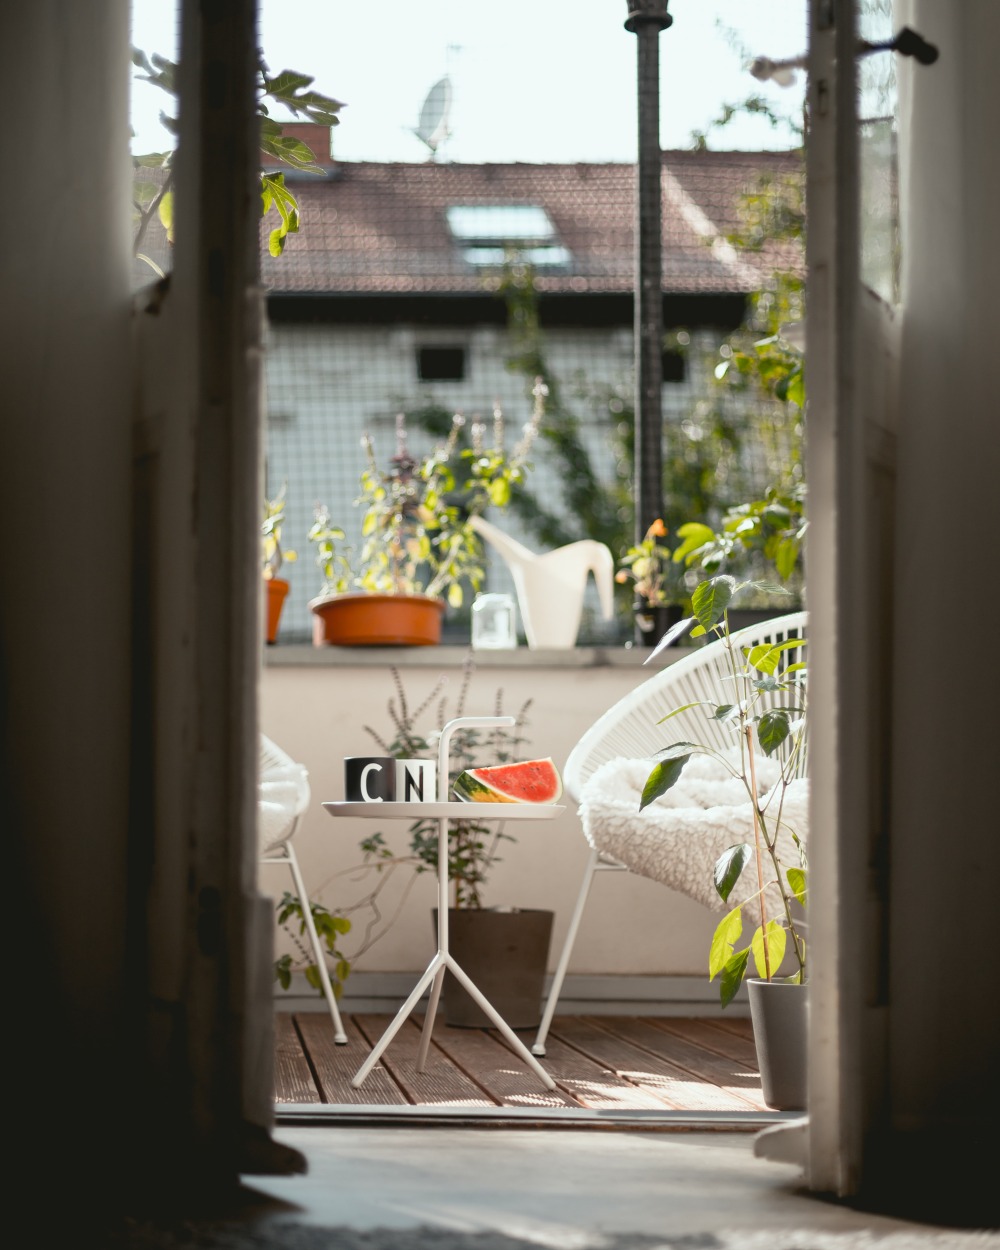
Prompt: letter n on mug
<box><xmin>344</xmin><ymin>757</ymin><xmax>396</xmax><ymax>802</ymax></box>
<box><xmin>395</xmin><ymin>758</ymin><xmax>436</xmax><ymax>803</ymax></box>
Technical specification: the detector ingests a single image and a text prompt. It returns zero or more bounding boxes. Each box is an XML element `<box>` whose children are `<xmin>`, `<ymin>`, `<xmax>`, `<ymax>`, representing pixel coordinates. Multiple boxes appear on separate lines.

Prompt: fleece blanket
<box><xmin>258</xmin><ymin>764</ymin><xmax>310</xmax><ymax>855</ymax></box>
<box><xmin>578</xmin><ymin>749</ymin><xmax>808</xmax><ymax>922</ymax></box>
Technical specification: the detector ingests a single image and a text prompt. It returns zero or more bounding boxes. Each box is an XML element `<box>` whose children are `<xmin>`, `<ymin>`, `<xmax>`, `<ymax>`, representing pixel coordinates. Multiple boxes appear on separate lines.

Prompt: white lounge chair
<box><xmin>259</xmin><ymin>734</ymin><xmax>348</xmax><ymax>1045</ymax></box>
<box><xmin>532</xmin><ymin>611</ymin><xmax>808</xmax><ymax>1056</ymax></box>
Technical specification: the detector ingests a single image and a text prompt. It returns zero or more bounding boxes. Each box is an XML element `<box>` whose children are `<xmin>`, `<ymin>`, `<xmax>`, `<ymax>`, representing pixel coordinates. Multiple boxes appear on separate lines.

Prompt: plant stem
<box><xmin>745</xmin><ymin>723</ymin><xmax>772</xmax><ymax>980</ymax></box>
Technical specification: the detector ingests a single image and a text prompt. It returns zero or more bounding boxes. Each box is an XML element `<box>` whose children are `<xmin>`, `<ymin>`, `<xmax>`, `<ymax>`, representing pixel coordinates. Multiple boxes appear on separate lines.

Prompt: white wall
<box><xmin>260</xmin><ymin>652</ymin><xmax>725</xmax><ymax>988</ymax></box>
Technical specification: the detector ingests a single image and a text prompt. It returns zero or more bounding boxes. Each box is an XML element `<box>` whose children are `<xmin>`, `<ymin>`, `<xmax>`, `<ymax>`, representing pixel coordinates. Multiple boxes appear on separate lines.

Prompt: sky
<box><xmin>129</xmin><ymin>0</ymin><xmax>808</xmax><ymax>163</ymax></box>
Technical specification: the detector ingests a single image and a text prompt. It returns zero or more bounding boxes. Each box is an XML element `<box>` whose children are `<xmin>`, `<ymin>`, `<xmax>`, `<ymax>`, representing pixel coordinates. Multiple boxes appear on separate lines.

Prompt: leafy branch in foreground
<box><xmin>131</xmin><ymin>48</ymin><xmax>344</xmax><ymax>272</ymax></box>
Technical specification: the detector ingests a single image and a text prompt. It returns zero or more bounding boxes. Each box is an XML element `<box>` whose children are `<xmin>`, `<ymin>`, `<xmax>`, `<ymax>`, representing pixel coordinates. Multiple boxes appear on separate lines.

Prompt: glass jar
<box><xmin>471</xmin><ymin>592</ymin><xmax>517</xmax><ymax>649</ymax></box>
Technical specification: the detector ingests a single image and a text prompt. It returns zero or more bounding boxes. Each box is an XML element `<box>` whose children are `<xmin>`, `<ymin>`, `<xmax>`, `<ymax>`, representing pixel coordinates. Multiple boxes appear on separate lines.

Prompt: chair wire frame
<box><xmin>259</xmin><ymin>734</ymin><xmax>348</xmax><ymax>1045</ymax></box>
<box><xmin>532</xmin><ymin>611</ymin><xmax>808</xmax><ymax>1056</ymax></box>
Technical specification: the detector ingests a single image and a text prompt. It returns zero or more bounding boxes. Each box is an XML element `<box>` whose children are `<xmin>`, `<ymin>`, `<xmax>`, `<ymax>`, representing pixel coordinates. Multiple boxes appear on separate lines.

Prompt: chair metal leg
<box><xmin>283</xmin><ymin>844</ymin><xmax>348</xmax><ymax>1044</ymax></box>
<box><xmin>532</xmin><ymin>845</ymin><xmax>601</xmax><ymax>1056</ymax></box>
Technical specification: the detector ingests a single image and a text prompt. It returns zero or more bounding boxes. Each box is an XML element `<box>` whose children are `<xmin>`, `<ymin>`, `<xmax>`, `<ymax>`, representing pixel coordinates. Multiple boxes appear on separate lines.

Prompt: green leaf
<box><xmin>157</xmin><ymin>190</ymin><xmax>174</xmax><ymax>241</ymax></box>
<box><xmin>747</xmin><ymin>643</ymin><xmax>779</xmax><ymax>675</ymax></box>
<box><xmin>751</xmin><ymin>920</ymin><xmax>787</xmax><ymax>978</ymax></box>
<box><xmin>639</xmin><ymin>754</ymin><xmax>690</xmax><ymax>810</ymax></box>
<box><xmin>709</xmin><ymin>907</ymin><xmax>743</xmax><ymax>979</ymax></box>
<box><xmin>786</xmin><ymin>866</ymin><xmax>807</xmax><ymax>907</ymax></box>
<box><xmin>274</xmin><ymin>954</ymin><xmax>292</xmax><ymax>990</ymax></box>
<box><xmin>719</xmin><ymin>947</ymin><xmax>751</xmax><ymax>1007</ymax></box>
<box><xmin>786</xmin><ymin>369</ymin><xmax>806</xmax><ymax>408</ymax></box>
<box><xmin>772</xmin><ymin>638</ymin><xmax>807</xmax><ymax>654</ymax></box>
<box><xmin>714</xmin><ymin>843</ymin><xmax>752</xmax><ymax>902</ymax></box>
<box><xmin>656</xmin><ymin>741</ymin><xmax>701</xmax><ymax>760</ymax></box>
<box><xmin>132</xmin><ymin>180</ymin><xmax>160</xmax><ymax>205</ymax></box>
<box><xmin>655</xmin><ymin>701</ymin><xmax>707</xmax><ymax>725</ymax></box>
<box><xmin>671</xmin><ymin>522</ymin><xmax>715</xmax><ymax>566</ymax></box>
<box><xmin>259</xmin><ymin>131</ymin><xmax>323</xmax><ymax>173</ymax></box>
<box><xmin>692</xmin><ymin>576</ymin><xmax>735</xmax><ymax>630</ymax></box>
<box><xmin>757</xmin><ymin>709</ymin><xmax>790</xmax><ymax>755</ymax></box>
<box><xmin>775</xmin><ymin>535</ymin><xmax>799</xmax><ymax>579</ymax></box>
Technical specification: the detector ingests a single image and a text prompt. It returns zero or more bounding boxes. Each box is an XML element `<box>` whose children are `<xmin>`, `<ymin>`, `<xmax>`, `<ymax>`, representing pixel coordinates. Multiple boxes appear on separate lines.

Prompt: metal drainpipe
<box><xmin>624</xmin><ymin>1</ymin><xmax>671</xmax><ymax>568</ymax></box>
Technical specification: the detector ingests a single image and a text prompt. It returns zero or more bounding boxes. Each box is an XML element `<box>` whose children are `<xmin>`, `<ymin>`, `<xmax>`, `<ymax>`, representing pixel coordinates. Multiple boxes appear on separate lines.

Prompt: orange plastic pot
<box><xmin>264</xmin><ymin>577</ymin><xmax>290</xmax><ymax>644</ymax></box>
<box><xmin>309</xmin><ymin>592</ymin><xmax>445</xmax><ymax>646</ymax></box>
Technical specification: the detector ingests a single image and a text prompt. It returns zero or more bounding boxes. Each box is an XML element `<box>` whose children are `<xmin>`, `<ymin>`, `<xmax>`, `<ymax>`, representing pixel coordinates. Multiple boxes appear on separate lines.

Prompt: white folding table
<box><xmin>323</xmin><ymin>715</ymin><xmax>562</xmax><ymax>1090</ymax></box>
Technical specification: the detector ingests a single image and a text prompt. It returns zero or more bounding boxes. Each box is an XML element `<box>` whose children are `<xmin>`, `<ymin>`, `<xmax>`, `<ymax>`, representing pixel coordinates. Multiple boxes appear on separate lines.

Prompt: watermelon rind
<box><xmin>452</xmin><ymin>757</ymin><xmax>562</xmax><ymax>804</ymax></box>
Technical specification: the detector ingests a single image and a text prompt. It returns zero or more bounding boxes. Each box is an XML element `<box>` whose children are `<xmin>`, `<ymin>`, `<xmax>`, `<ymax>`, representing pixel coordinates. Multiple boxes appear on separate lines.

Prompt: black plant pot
<box><xmin>633</xmin><ymin>602</ymin><xmax>684</xmax><ymax>648</ymax></box>
<box><xmin>432</xmin><ymin>907</ymin><xmax>554</xmax><ymax>1029</ymax></box>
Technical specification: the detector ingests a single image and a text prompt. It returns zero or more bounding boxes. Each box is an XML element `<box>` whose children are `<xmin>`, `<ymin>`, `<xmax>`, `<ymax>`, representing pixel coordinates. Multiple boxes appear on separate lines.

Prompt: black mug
<box><xmin>344</xmin><ymin>756</ymin><xmax>396</xmax><ymax>802</ymax></box>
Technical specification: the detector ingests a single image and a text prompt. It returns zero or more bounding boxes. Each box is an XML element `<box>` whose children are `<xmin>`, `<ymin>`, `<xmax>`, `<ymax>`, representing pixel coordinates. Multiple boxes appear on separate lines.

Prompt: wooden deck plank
<box><xmin>590</xmin><ymin>1017</ymin><xmax>765</xmax><ymax>1111</ymax></box>
<box><xmin>296</xmin><ymin>1013</ymin><xmax>409</xmax><ymax>1105</ymax></box>
<box><xmin>274</xmin><ymin>1013</ymin><xmax>320</xmax><ymax>1104</ymax></box>
<box><xmin>428</xmin><ymin>1020</ymin><xmax>580</xmax><ymax>1109</ymax></box>
<box><xmin>352</xmin><ymin>1014</ymin><xmax>496</xmax><ymax>1107</ymax></box>
<box><xmin>711</xmin><ymin>1016</ymin><xmax>755</xmax><ymax>1040</ymax></box>
<box><xmin>537</xmin><ymin>1025</ymin><xmax>681</xmax><ymax>1110</ymax></box>
<box><xmin>651</xmin><ymin>1017</ymin><xmax>761</xmax><ymax>1069</ymax></box>
<box><xmin>273</xmin><ymin>1013</ymin><xmax>772</xmax><ymax>1114</ymax></box>
<box><xmin>549</xmin><ymin>1016</ymin><xmax>761</xmax><ymax>1113</ymax></box>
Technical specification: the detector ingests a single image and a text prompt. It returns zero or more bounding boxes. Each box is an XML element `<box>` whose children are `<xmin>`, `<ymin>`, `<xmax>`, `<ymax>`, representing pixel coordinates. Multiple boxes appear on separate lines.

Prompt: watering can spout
<box><xmin>470</xmin><ymin>516</ymin><xmax>616</xmax><ymax>649</ymax></box>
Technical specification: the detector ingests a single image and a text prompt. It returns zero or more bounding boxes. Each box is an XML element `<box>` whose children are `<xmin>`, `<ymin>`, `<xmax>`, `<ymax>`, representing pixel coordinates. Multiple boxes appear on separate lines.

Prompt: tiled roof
<box><xmin>262</xmin><ymin>151</ymin><xmax>803</xmax><ymax>297</ymax></box>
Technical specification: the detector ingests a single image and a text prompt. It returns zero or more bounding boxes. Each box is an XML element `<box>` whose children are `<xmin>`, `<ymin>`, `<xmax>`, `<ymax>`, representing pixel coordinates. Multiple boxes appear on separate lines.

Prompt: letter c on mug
<box><xmin>360</xmin><ymin>762</ymin><xmax>385</xmax><ymax>802</ymax></box>
<box><xmin>344</xmin><ymin>755</ymin><xmax>396</xmax><ymax>802</ymax></box>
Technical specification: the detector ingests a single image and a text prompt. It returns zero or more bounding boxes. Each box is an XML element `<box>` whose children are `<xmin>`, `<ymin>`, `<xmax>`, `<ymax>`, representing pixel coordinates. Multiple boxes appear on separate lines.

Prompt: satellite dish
<box><xmin>413</xmin><ymin>76</ymin><xmax>452</xmax><ymax>155</ymax></box>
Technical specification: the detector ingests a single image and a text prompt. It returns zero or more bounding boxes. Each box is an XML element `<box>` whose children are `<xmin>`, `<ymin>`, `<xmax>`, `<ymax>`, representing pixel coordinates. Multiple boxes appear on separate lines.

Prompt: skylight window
<box><xmin>446</xmin><ymin>205</ymin><xmax>570</xmax><ymax>268</ymax></box>
<box><xmin>462</xmin><ymin>246</ymin><xmax>572</xmax><ymax>268</ymax></box>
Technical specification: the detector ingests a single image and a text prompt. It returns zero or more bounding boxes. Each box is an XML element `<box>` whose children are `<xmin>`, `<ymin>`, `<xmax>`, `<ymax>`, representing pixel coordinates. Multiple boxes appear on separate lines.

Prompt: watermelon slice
<box><xmin>452</xmin><ymin>758</ymin><xmax>563</xmax><ymax>804</ymax></box>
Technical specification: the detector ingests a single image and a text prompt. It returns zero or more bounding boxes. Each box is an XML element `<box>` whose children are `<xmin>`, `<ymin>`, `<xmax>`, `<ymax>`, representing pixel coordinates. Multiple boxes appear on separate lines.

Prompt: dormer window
<box><xmin>446</xmin><ymin>205</ymin><xmax>571</xmax><ymax>268</ymax></box>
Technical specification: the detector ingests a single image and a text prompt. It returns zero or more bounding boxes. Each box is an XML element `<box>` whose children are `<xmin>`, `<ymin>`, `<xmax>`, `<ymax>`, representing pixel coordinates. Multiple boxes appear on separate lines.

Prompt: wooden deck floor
<box><xmin>275</xmin><ymin>1012</ymin><xmax>770</xmax><ymax>1118</ymax></box>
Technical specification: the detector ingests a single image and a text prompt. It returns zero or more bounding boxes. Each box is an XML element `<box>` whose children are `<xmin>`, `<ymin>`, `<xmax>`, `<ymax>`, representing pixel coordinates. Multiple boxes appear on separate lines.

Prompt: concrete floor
<box><xmin>231</xmin><ymin>1125</ymin><xmax>1000</xmax><ymax>1249</ymax></box>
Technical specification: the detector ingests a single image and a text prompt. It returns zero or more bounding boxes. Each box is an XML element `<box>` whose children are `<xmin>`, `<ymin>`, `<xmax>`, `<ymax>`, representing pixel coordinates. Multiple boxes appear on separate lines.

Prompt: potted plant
<box><xmin>615</xmin><ymin>518</ymin><xmax>686</xmax><ymax>646</ymax></box>
<box><xmin>306</xmin><ymin>385</ymin><xmax>545</xmax><ymax>646</ymax></box>
<box><xmin>262</xmin><ymin>484</ymin><xmax>298</xmax><ymax>644</ymax></box>
<box><xmin>641</xmin><ymin>574</ymin><xmax>808</xmax><ymax>1108</ymax></box>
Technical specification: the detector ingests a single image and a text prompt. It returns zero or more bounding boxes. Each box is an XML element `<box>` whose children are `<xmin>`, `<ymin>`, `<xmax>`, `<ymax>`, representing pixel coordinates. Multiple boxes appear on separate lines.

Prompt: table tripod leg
<box><xmin>416</xmin><ymin>964</ymin><xmax>446</xmax><ymax>1072</ymax></box>
<box><xmin>351</xmin><ymin>955</ymin><xmax>443</xmax><ymax>1088</ymax></box>
<box><xmin>444</xmin><ymin>955</ymin><xmax>556</xmax><ymax>1090</ymax></box>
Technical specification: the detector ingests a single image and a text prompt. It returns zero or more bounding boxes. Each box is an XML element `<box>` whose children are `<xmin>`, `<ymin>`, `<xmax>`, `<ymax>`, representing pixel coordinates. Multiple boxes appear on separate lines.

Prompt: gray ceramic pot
<box><xmin>747</xmin><ymin>977</ymin><xmax>807</xmax><ymax>1111</ymax></box>
<box><xmin>433</xmin><ymin>907</ymin><xmax>554</xmax><ymax>1029</ymax></box>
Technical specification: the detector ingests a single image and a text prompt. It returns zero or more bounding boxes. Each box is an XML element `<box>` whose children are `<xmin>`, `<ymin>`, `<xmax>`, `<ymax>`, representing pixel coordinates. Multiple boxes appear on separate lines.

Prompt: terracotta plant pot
<box><xmin>309</xmin><ymin>592</ymin><xmax>445</xmax><ymax>646</ymax></box>
<box><xmin>264</xmin><ymin>576</ymin><xmax>290</xmax><ymax>644</ymax></box>
<box><xmin>432</xmin><ymin>907</ymin><xmax>554</xmax><ymax>1029</ymax></box>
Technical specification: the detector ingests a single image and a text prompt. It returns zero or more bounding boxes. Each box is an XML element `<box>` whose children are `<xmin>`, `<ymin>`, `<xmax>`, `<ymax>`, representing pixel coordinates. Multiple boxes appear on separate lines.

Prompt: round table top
<box><xmin>323</xmin><ymin>801</ymin><xmax>565</xmax><ymax>820</ymax></box>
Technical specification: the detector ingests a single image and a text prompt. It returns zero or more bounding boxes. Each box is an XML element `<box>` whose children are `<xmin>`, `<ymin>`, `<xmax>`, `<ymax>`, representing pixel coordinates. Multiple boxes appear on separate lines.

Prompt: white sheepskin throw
<box><xmin>258</xmin><ymin>765</ymin><xmax>309</xmax><ymax>854</ymax></box>
<box><xmin>578</xmin><ymin>749</ymin><xmax>808</xmax><ymax>922</ymax></box>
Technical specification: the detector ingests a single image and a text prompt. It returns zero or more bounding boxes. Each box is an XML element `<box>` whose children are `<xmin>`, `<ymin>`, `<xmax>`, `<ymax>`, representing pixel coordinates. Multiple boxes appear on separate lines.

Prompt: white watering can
<box><xmin>470</xmin><ymin>516</ymin><xmax>616</xmax><ymax>649</ymax></box>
